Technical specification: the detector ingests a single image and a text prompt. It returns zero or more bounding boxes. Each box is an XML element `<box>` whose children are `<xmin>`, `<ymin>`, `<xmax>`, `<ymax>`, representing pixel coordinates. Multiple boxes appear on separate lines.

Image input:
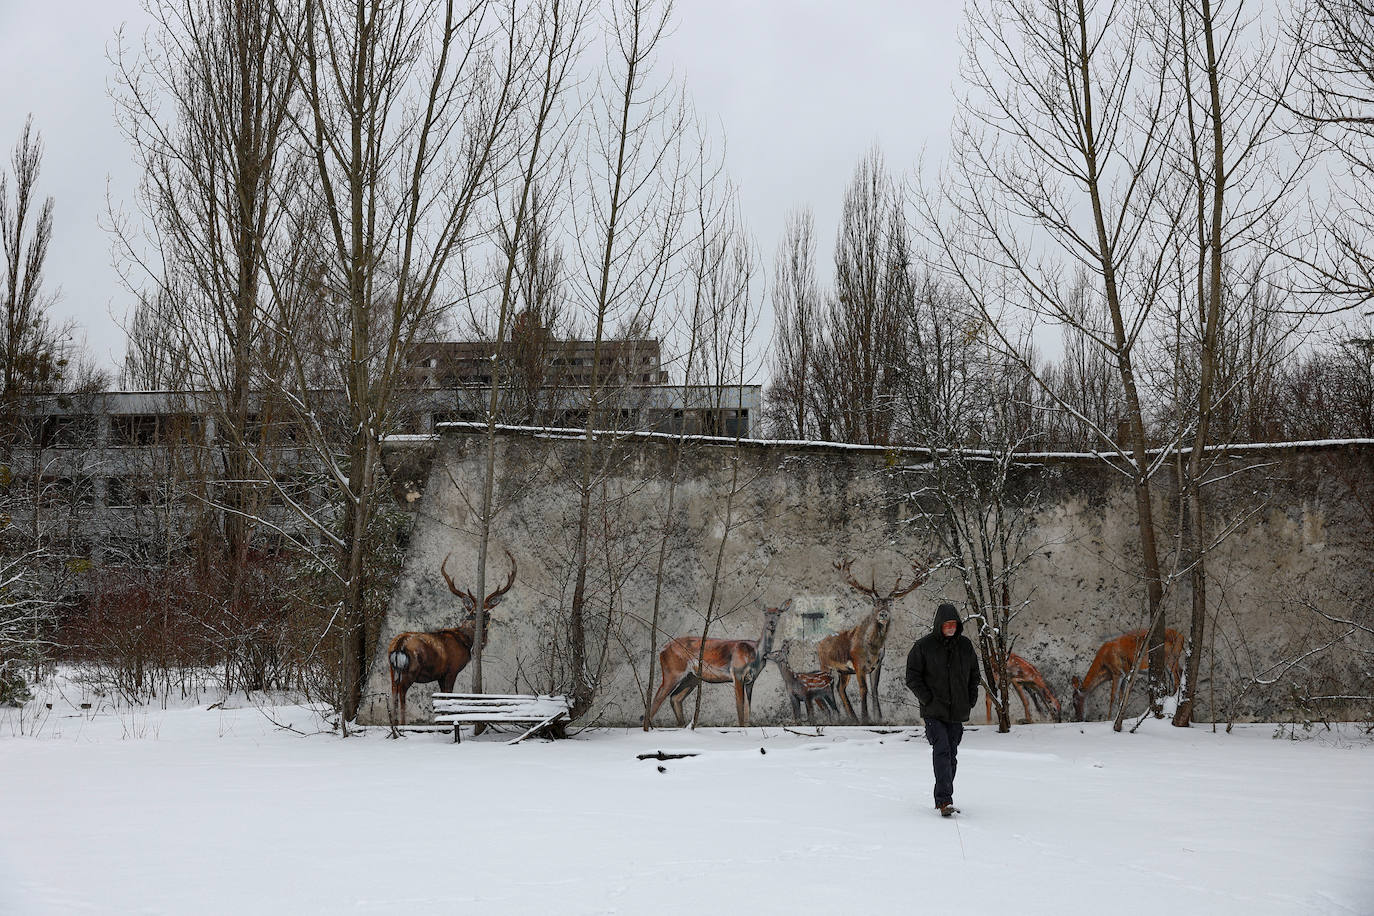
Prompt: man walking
<box><xmin>905</xmin><ymin>602</ymin><xmax>979</xmax><ymax>816</ymax></box>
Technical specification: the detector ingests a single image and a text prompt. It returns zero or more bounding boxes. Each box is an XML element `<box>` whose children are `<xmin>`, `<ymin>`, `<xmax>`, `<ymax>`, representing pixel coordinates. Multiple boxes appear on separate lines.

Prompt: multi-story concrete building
<box><xmin>406</xmin><ymin>337</ymin><xmax>671</xmax><ymax>389</ymax></box>
<box><xmin>2</xmin><ymin>339</ymin><xmax>761</xmax><ymax>564</ymax></box>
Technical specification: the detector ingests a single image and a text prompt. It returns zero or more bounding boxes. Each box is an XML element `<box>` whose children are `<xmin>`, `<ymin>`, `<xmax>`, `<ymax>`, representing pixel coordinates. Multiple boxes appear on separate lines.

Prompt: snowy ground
<box><xmin>2</xmin><ymin>685</ymin><xmax>1372</xmax><ymax>916</ymax></box>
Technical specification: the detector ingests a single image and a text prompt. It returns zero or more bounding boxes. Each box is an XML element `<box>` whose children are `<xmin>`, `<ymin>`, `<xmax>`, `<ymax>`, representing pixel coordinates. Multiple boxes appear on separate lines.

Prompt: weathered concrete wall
<box><xmin>361</xmin><ymin>430</ymin><xmax>1374</xmax><ymax>726</ymax></box>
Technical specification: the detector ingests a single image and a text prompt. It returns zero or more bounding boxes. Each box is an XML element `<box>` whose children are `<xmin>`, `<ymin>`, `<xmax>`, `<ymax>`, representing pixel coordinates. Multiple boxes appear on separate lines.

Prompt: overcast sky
<box><xmin>0</xmin><ymin>1</ymin><xmax>964</xmax><ymax>376</ymax></box>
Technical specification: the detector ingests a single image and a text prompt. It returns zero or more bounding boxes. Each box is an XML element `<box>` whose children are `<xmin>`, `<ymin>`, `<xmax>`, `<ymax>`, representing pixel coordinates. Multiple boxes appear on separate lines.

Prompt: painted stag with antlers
<box><xmin>386</xmin><ymin>550</ymin><xmax>516</xmax><ymax>726</ymax></box>
<box><xmin>646</xmin><ymin>600</ymin><xmax>790</xmax><ymax>728</ymax></box>
<box><xmin>820</xmin><ymin>559</ymin><xmax>932</xmax><ymax>724</ymax></box>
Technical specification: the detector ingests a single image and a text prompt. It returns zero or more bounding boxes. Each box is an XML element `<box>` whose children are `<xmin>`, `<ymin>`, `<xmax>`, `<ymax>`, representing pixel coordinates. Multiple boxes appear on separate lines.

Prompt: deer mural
<box><xmin>646</xmin><ymin>600</ymin><xmax>790</xmax><ymax>728</ymax></box>
<box><xmin>387</xmin><ymin>550</ymin><xmax>517</xmax><ymax>726</ymax></box>
<box><xmin>766</xmin><ymin>642</ymin><xmax>838</xmax><ymax>725</ymax></box>
<box><xmin>984</xmin><ymin>652</ymin><xmax>1062</xmax><ymax>724</ymax></box>
<box><xmin>819</xmin><ymin>559</ymin><xmax>931</xmax><ymax>724</ymax></box>
<box><xmin>1071</xmin><ymin>627</ymin><xmax>1184</xmax><ymax>721</ymax></box>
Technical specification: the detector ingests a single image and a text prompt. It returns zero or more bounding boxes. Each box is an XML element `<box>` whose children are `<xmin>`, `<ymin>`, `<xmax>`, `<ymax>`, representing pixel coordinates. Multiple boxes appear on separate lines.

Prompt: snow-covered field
<box><xmin>2</xmin><ymin>686</ymin><xmax>1372</xmax><ymax>916</ymax></box>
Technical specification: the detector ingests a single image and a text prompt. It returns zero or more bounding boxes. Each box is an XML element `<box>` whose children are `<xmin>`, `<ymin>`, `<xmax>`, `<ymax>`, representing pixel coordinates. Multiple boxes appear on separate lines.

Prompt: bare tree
<box><xmin>503</xmin><ymin>188</ymin><xmax>576</xmax><ymax>425</ymax></box>
<box><xmin>122</xmin><ymin>288</ymin><xmax>193</xmax><ymax>391</ymax></box>
<box><xmin>112</xmin><ymin>0</ymin><xmax>307</xmax><ymax>570</ymax></box>
<box><xmin>818</xmin><ymin>149</ymin><xmax>908</xmax><ymax>446</ymax></box>
<box><xmin>1</xmin><ymin>118</ymin><xmax>77</xmax><ymax>437</ymax></box>
<box><xmin>767</xmin><ymin>208</ymin><xmax>820</xmax><ymax>439</ymax></box>
<box><xmin>563</xmin><ymin>0</ymin><xmax>690</xmax><ymax>720</ymax></box>
<box><xmin>921</xmin><ymin>0</ymin><xmax>1185</xmax><ymax>727</ymax></box>
<box><xmin>1276</xmin><ymin>328</ymin><xmax>1374</xmax><ymax>437</ymax></box>
<box><xmin>1161</xmin><ymin>0</ymin><xmax>1309</xmax><ymax>727</ymax></box>
<box><xmin>686</xmin><ymin>195</ymin><xmax>761</xmax><ymax>728</ymax></box>
<box><xmin>466</xmin><ymin>0</ymin><xmax>588</xmax><ymax>695</ymax></box>
<box><xmin>1290</xmin><ymin>0</ymin><xmax>1374</xmax><ymax>312</ymax></box>
<box><xmin>0</xmin><ymin>118</ymin><xmax>92</xmax><ymax>705</ymax></box>
<box><xmin>895</xmin><ymin>277</ymin><xmax>1046</xmax><ymax>733</ymax></box>
<box><xmin>1039</xmin><ymin>272</ymin><xmax>1125</xmax><ymax>449</ymax></box>
<box><xmin>262</xmin><ymin>0</ymin><xmax>524</xmax><ymax>723</ymax></box>
<box><xmin>640</xmin><ymin>133</ymin><xmax>726</xmax><ymax>728</ymax></box>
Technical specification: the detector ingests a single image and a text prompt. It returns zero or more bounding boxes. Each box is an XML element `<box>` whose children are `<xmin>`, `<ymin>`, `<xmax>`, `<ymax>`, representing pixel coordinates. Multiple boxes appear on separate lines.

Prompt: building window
<box><xmin>106</xmin><ymin>477</ymin><xmax>154</xmax><ymax>508</ymax></box>
<box><xmin>111</xmin><ymin>415</ymin><xmax>160</xmax><ymax>446</ymax></box>
<box><xmin>39</xmin><ymin>415</ymin><xmax>96</xmax><ymax>448</ymax></box>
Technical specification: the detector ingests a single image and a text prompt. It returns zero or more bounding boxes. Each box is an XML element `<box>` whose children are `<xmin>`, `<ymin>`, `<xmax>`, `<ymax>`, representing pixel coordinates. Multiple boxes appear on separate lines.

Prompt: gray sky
<box><xmin>0</xmin><ymin>1</ymin><xmax>963</xmax><ymax>375</ymax></box>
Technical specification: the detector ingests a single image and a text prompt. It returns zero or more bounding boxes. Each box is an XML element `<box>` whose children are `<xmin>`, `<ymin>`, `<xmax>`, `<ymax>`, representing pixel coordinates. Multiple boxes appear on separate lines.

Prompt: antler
<box><xmin>835</xmin><ymin>558</ymin><xmax>879</xmax><ymax>599</ymax></box>
<box><xmin>440</xmin><ymin>552</ymin><xmax>477</xmax><ymax>610</ymax></box>
<box><xmin>837</xmin><ymin>556</ymin><xmax>935</xmax><ymax>601</ymax></box>
<box><xmin>889</xmin><ymin>557</ymin><xmax>936</xmax><ymax>600</ymax></box>
<box><xmin>485</xmin><ymin>549</ymin><xmax>517</xmax><ymax>606</ymax></box>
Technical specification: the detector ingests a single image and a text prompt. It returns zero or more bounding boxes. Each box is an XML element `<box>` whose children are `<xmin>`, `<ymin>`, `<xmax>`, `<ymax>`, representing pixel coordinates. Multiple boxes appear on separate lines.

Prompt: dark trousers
<box><xmin>923</xmin><ymin>717</ymin><xmax>964</xmax><ymax>806</ymax></box>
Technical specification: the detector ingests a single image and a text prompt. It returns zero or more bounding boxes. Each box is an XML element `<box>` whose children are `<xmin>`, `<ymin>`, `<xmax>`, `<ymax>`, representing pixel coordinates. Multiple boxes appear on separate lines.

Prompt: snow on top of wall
<box><xmin>382</xmin><ymin>423</ymin><xmax>1374</xmax><ymax>459</ymax></box>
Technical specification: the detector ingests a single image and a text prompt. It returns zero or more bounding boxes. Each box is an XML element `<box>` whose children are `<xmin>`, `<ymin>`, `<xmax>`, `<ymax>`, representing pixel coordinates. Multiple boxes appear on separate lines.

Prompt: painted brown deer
<box><xmin>1071</xmin><ymin>627</ymin><xmax>1184</xmax><ymax>721</ymax></box>
<box><xmin>766</xmin><ymin>643</ymin><xmax>838</xmax><ymax>726</ymax></box>
<box><xmin>819</xmin><ymin>559</ymin><xmax>931</xmax><ymax>724</ymax></box>
<box><xmin>387</xmin><ymin>550</ymin><xmax>516</xmax><ymax>726</ymax></box>
<box><xmin>646</xmin><ymin>600</ymin><xmax>790</xmax><ymax>728</ymax></box>
<box><xmin>984</xmin><ymin>651</ymin><xmax>1062</xmax><ymax>724</ymax></box>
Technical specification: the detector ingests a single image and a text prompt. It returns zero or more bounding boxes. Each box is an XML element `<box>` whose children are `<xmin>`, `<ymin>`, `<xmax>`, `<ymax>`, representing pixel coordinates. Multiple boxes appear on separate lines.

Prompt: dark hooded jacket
<box><xmin>905</xmin><ymin>603</ymin><xmax>979</xmax><ymax>722</ymax></box>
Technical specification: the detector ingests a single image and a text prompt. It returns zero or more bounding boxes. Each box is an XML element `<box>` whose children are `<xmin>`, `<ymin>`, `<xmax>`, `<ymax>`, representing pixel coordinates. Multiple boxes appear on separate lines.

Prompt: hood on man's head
<box><xmin>932</xmin><ymin>602</ymin><xmax>963</xmax><ymax>637</ymax></box>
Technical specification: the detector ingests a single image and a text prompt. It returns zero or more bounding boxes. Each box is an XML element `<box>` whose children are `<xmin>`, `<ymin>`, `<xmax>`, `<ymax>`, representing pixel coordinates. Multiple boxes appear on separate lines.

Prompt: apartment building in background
<box><xmin>1</xmin><ymin>337</ymin><xmax>760</xmax><ymax>565</ymax></box>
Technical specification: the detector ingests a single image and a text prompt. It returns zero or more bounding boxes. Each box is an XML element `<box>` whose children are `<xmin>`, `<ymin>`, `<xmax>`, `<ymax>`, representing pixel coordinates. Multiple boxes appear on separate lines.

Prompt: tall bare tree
<box><xmin>921</xmin><ymin>0</ymin><xmax>1186</xmax><ymax>726</ymax></box>
<box><xmin>1291</xmin><ymin>0</ymin><xmax>1374</xmax><ymax>312</ymax></box>
<box><xmin>640</xmin><ymin>139</ymin><xmax>725</xmax><ymax>728</ymax></box>
<box><xmin>821</xmin><ymin>149</ymin><xmax>908</xmax><ymax>446</ymax></box>
<box><xmin>686</xmin><ymin>194</ymin><xmax>760</xmax><ymax>728</ymax></box>
<box><xmin>0</xmin><ymin>117</ymin><xmax>97</xmax><ymax>704</ymax></box>
<box><xmin>466</xmin><ymin>0</ymin><xmax>588</xmax><ymax>695</ymax></box>
<box><xmin>264</xmin><ymin>0</ymin><xmax>524</xmax><ymax>722</ymax></box>
<box><xmin>563</xmin><ymin>0</ymin><xmax>690</xmax><ymax>720</ymax></box>
<box><xmin>112</xmin><ymin>0</ymin><xmax>306</xmax><ymax>570</ymax></box>
<box><xmin>1162</xmin><ymin>0</ymin><xmax>1308</xmax><ymax>726</ymax></box>
<box><xmin>894</xmin><ymin>276</ymin><xmax>1046</xmax><ymax>733</ymax></box>
<box><xmin>1</xmin><ymin>118</ymin><xmax>73</xmax><ymax>431</ymax></box>
<box><xmin>768</xmin><ymin>208</ymin><xmax>819</xmax><ymax>439</ymax></box>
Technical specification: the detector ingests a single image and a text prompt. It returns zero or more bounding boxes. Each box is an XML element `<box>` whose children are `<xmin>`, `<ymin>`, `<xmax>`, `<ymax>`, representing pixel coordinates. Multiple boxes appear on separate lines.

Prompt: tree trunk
<box><xmin>1174</xmin><ymin>0</ymin><xmax>1227</xmax><ymax>727</ymax></box>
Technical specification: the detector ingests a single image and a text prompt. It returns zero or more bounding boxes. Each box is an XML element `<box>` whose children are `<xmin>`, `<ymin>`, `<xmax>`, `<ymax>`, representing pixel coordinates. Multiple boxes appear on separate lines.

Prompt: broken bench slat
<box><xmin>435</xmin><ymin>713</ymin><xmax>567</xmax><ymax>722</ymax></box>
<box><xmin>434</xmin><ymin>708</ymin><xmax>574</xmax><ymax>714</ymax></box>
<box><xmin>432</xmin><ymin>693</ymin><xmax>568</xmax><ymax>701</ymax></box>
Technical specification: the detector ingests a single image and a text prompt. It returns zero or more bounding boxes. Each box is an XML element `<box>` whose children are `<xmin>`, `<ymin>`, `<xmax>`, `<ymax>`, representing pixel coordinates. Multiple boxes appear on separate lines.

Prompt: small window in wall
<box><xmin>106</xmin><ymin>477</ymin><xmax>154</xmax><ymax>507</ymax></box>
<box><xmin>111</xmin><ymin>415</ymin><xmax>160</xmax><ymax>446</ymax></box>
<box><xmin>159</xmin><ymin>414</ymin><xmax>201</xmax><ymax>443</ymax></box>
<box><xmin>725</xmin><ymin>408</ymin><xmax>749</xmax><ymax>437</ymax></box>
<box><xmin>38</xmin><ymin>476</ymin><xmax>97</xmax><ymax>506</ymax></box>
<box><xmin>800</xmin><ymin>611</ymin><xmax>826</xmax><ymax>640</ymax></box>
<box><xmin>39</xmin><ymin>415</ymin><xmax>96</xmax><ymax>448</ymax></box>
<box><xmin>434</xmin><ymin>409</ymin><xmax>483</xmax><ymax>426</ymax></box>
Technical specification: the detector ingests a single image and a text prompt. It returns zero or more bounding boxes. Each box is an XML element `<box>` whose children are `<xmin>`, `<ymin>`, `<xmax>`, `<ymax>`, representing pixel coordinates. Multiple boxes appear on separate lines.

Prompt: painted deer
<box><xmin>984</xmin><ymin>652</ymin><xmax>1062</xmax><ymax>724</ymax></box>
<box><xmin>766</xmin><ymin>643</ymin><xmax>839</xmax><ymax>726</ymax></box>
<box><xmin>387</xmin><ymin>550</ymin><xmax>516</xmax><ymax>726</ymax></box>
<box><xmin>1071</xmin><ymin>627</ymin><xmax>1184</xmax><ymax>721</ymax></box>
<box><xmin>646</xmin><ymin>600</ymin><xmax>790</xmax><ymax>728</ymax></box>
<box><xmin>819</xmin><ymin>559</ymin><xmax>931</xmax><ymax>724</ymax></box>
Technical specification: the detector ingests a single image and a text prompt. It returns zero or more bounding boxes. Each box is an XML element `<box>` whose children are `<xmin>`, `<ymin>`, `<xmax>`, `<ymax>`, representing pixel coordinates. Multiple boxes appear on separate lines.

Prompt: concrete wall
<box><xmin>361</xmin><ymin>430</ymin><xmax>1374</xmax><ymax>726</ymax></box>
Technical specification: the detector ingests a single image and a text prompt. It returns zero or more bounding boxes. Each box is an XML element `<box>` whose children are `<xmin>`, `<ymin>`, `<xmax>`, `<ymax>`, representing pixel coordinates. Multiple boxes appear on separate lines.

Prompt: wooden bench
<box><xmin>431</xmin><ymin>693</ymin><xmax>573</xmax><ymax>744</ymax></box>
